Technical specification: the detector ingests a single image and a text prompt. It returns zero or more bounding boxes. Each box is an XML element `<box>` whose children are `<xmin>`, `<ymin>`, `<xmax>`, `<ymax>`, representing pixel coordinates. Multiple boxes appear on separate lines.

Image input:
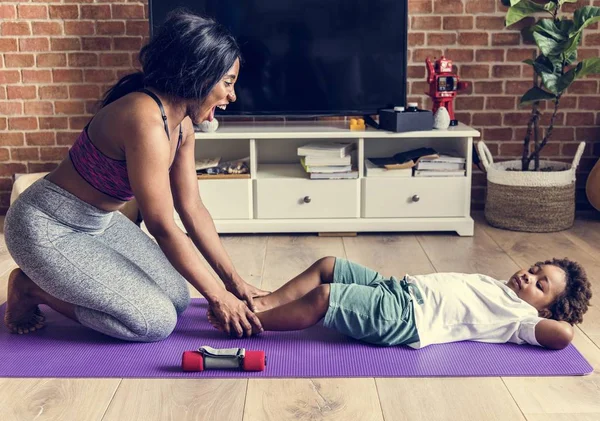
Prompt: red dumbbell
<box><xmin>182</xmin><ymin>346</ymin><xmax>266</xmax><ymax>372</ymax></box>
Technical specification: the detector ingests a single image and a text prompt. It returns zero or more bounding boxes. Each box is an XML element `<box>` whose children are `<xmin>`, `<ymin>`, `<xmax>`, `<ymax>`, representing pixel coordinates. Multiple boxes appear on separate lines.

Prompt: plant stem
<box><xmin>522</xmin><ymin>105</ymin><xmax>538</xmax><ymax>170</ymax></box>
<box><xmin>534</xmin><ymin>110</ymin><xmax>540</xmax><ymax>170</ymax></box>
<box><xmin>523</xmin><ymin>50</ymin><xmax>540</xmax><ymax>171</ymax></box>
<box><xmin>527</xmin><ymin>95</ymin><xmax>561</xmax><ymax>165</ymax></box>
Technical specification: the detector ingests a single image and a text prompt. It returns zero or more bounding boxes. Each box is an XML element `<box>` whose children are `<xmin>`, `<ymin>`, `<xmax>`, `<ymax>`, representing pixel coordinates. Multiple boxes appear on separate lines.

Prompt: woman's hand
<box><xmin>208</xmin><ymin>291</ymin><xmax>263</xmax><ymax>337</ymax></box>
<box><xmin>225</xmin><ymin>278</ymin><xmax>270</xmax><ymax>312</ymax></box>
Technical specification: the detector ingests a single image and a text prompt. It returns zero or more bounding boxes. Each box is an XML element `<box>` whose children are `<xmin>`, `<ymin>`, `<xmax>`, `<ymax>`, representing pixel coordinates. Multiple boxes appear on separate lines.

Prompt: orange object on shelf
<box><xmin>349</xmin><ymin>118</ymin><xmax>365</xmax><ymax>131</ymax></box>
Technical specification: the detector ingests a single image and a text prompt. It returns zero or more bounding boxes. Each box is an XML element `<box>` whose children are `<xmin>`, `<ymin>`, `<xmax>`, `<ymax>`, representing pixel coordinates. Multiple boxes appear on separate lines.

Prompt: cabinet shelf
<box><xmin>256</xmin><ymin>164</ymin><xmax>307</xmax><ymax>179</ymax></box>
<box><xmin>184</xmin><ymin>123</ymin><xmax>481</xmax><ymax>236</ymax></box>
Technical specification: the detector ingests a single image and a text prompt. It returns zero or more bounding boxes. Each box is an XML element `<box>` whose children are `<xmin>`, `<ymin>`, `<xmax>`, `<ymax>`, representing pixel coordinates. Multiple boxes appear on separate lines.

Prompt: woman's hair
<box><xmin>102</xmin><ymin>9</ymin><xmax>240</xmax><ymax>107</ymax></box>
<box><xmin>539</xmin><ymin>258</ymin><xmax>592</xmax><ymax>324</ymax></box>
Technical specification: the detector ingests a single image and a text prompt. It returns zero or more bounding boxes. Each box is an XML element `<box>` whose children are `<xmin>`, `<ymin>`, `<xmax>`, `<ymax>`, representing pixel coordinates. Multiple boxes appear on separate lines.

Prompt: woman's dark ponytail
<box><xmin>101</xmin><ymin>71</ymin><xmax>144</xmax><ymax>107</ymax></box>
<box><xmin>100</xmin><ymin>10</ymin><xmax>240</xmax><ymax>107</ymax></box>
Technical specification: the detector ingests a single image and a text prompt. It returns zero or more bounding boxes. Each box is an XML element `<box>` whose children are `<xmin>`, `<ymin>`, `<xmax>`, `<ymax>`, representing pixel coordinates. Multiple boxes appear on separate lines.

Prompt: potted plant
<box><xmin>477</xmin><ymin>0</ymin><xmax>600</xmax><ymax>232</ymax></box>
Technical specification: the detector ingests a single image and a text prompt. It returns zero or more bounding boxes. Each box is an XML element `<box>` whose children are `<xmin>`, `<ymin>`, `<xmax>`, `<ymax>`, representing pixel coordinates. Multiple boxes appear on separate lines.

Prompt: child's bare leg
<box><xmin>207</xmin><ymin>257</ymin><xmax>334</xmax><ymax>332</ymax></box>
<box><xmin>207</xmin><ymin>284</ymin><xmax>332</xmax><ymax>332</ymax></box>
<box><xmin>257</xmin><ymin>284</ymin><xmax>330</xmax><ymax>331</ymax></box>
<box><xmin>254</xmin><ymin>256</ymin><xmax>335</xmax><ymax>312</ymax></box>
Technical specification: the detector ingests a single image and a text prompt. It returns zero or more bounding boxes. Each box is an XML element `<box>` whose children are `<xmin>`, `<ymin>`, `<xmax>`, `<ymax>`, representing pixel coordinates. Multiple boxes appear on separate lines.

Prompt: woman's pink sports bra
<box><xmin>69</xmin><ymin>89</ymin><xmax>182</xmax><ymax>201</ymax></box>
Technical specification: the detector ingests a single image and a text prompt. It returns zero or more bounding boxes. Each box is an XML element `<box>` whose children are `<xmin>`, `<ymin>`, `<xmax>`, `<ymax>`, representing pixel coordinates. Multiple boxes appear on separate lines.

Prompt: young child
<box><xmin>208</xmin><ymin>256</ymin><xmax>592</xmax><ymax>349</ymax></box>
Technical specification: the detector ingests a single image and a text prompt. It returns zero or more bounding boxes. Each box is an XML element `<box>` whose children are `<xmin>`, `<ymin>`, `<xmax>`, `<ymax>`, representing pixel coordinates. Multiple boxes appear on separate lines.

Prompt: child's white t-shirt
<box><xmin>404</xmin><ymin>272</ymin><xmax>544</xmax><ymax>349</ymax></box>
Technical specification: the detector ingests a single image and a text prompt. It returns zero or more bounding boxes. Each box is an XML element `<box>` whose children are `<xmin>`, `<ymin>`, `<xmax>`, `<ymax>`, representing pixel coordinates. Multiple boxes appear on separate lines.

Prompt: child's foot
<box><xmin>247</xmin><ymin>284</ymin><xmax>270</xmax><ymax>298</ymax></box>
<box><xmin>4</xmin><ymin>269</ymin><xmax>45</xmax><ymax>334</ymax></box>
<box><xmin>206</xmin><ymin>308</ymin><xmax>226</xmax><ymax>332</ymax></box>
<box><xmin>252</xmin><ymin>294</ymin><xmax>279</xmax><ymax>313</ymax></box>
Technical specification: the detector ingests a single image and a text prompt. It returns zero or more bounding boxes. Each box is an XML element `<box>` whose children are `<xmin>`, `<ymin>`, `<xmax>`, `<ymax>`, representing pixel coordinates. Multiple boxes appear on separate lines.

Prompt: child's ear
<box><xmin>538</xmin><ymin>308</ymin><xmax>552</xmax><ymax>318</ymax></box>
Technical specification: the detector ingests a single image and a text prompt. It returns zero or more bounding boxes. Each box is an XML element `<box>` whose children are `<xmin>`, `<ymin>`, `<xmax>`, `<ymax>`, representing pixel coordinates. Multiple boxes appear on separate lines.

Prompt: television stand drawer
<box><xmin>362</xmin><ymin>177</ymin><xmax>467</xmax><ymax>218</ymax></box>
<box><xmin>175</xmin><ymin>179</ymin><xmax>252</xmax><ymax>220</ymax></box>
<box><xmin>255</xmin><ymin>179</ymin><xmax>359</xmax><ymax>219</ymax></box>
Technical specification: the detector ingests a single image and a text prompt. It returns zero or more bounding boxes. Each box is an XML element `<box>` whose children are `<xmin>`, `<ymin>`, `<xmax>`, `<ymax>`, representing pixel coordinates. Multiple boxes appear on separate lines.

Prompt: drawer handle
<box><xmin>411</xmin><ymin>195</ymin><xmax>420</xmax><ymax>202</ymax></box>
<box><xmin>303</xmin><ymin>196</ymin><xmax>312</xmax><ymax>203</ymax></box>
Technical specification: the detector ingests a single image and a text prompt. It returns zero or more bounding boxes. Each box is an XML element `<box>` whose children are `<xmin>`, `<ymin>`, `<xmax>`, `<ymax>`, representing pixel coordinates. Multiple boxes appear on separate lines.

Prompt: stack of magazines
<box><xmin>297</xmin><ymin>142</ymin><xmax>357</xmax><ymax>179</ymax></box>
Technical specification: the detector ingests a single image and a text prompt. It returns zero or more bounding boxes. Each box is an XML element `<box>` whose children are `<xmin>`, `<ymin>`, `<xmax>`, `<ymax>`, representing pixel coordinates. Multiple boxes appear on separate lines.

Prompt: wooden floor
<box><xmin>1</xmin><ymin>213</ymin><xmax>599</xmax><ymax>421</ymax></box>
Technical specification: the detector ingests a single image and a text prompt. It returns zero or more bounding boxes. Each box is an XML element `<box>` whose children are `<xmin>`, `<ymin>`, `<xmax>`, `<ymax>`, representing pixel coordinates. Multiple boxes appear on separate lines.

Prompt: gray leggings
<box><xmin>4</xmin><ymin>178</ymin><xmax>190</xmax><ymax>342</ymax></box>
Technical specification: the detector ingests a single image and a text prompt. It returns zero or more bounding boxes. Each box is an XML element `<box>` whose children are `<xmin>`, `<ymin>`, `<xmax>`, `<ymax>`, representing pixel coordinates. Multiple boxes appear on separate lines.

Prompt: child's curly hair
<box><xmin>537</xmin><ymin>258</ymin><xmax>592</xmax><ymax>324</ymax></box>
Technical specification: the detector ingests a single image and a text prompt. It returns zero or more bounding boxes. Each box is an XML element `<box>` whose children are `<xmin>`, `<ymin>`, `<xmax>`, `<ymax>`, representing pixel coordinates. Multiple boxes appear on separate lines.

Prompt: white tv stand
<box><xmin>179</xmin><ymin>121</ymin><xmax>480</xmax><ymax>236</ymax></box>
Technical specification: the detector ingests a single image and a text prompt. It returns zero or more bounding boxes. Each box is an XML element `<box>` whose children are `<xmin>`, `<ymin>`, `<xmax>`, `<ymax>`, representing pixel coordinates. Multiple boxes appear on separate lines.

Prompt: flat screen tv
<box><xmin>149</xmin><ymin>0</ymin><xmax>408</xmax><ymax>117</ymax></box>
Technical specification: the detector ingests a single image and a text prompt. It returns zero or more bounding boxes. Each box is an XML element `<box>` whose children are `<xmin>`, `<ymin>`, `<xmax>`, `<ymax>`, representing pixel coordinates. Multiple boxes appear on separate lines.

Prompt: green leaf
<box><xmin>546</xmin><ymin>54</ymin><xmax>564</xmax><ymax>73</ymax></box>
<box><xmin>520</xmin><ymin>86</ymin><xmax>557</xmax><ymax>106</ymax></box>
<box><xmin>533</xmin><ymin>18</ymin><xmax>567</xmax><ymax>42</ymax></box>
<box><xmin>523</xmin><ymin>56</ymin><xmax>553</xmax><ymax>75</ymax></box>
<box><xmin>578</xmin><ymin>57</ymin><xmax>600</xmax><ymax>75</ymax></box>
<box><xmin>506</xmin><ymin>0</ymin><xmax>553</xmax><ymax>26</ymax></box>
<box><xmin>556</xmin><ymin>68</ymin><xmax>577</xmax><ymax>93</ymax></box>
<box><xmin>563</xmin><ymin>49</ymin><xmax>577</xmax><ymax>66</ymax></box>
<box><xmin>532</xmin><ymin>17</ymin><xmax>582</xmax><ymax>58</ymax></box>
<box><xmin>533</xmin><ymin>31</ymin><xmax>563</xmax><ymax>56</ymax></box>
<box><xmin>562</xmin><ymin>31</ymin><xmax>583</xmax><ymax>57</ymax></box>
<box><xmin>541</xmin><ymin>72</ymin><xmax>560</xmax><ymax>94</ymax></box>
<box><xmin>574</xmin><ymin>6</ymin><xmax>600</xmax><ymax>32</ymax></box>
<box><xmin>523</xmin><ymin>55</ymin><xmax>563</xmax><ymax>94</ymax></box>
<box><xmin>558</xmin><ymin>0</ymin><xmax>579</xmax><ymax>5</ymax></box>
<box><xmin>556</xmin><ymin>19</ymin><xmax>575</xmax><ymax>37</ymax></box>
<box><xmin>555</xmin><ymin>58</ymin><xmax>600</xmax><ymax>93</ymax></box>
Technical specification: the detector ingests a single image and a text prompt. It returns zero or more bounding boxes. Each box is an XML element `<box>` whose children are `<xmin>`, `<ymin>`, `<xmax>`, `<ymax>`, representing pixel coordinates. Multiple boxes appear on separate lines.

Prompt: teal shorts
<box><xmin>323</xmin><ymin>258</ymin><xmax>419</xmax><ymax>347</ymax></box>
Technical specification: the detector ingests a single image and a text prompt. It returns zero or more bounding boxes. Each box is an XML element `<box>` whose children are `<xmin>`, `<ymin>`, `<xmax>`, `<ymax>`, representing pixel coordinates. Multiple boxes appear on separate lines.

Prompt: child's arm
<box><xmin>535</xmin><ymin>319</ymin><xmax>574</xmax><ymax>349</ymax></box>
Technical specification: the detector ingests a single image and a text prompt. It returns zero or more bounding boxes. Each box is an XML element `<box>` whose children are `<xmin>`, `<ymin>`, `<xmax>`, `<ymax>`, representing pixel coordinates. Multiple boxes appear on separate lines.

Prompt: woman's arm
<box><xmin>170</xmin><ymin>120</ymin><xmax>266</xmax><ymax>314</ymax></box>
<box><xmin>125</xmin><ymin>115</ymin><xmax>261</xmax><ymax>337</ymax></box>
<box><xmin>535</xmin><ymin>319</ymin><xmax>574</xmax><ymax>350</ymax></box>
<box><xmin>169</xmin><ymin>120</ymin><xmax>247</xmax><ymax>286</ymax></box>
<box><xmin>169</xmin><ymin>122</ymin><xmax>241</xmax><ymax>284</ymax></box>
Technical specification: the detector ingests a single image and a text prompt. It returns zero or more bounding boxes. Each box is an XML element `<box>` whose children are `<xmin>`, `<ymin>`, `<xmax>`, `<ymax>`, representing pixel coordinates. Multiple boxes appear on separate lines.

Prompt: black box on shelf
<box><xmin>378</xmin><ymin>109</ymin><xmax>434</xmax><ymax>133</ymax></box>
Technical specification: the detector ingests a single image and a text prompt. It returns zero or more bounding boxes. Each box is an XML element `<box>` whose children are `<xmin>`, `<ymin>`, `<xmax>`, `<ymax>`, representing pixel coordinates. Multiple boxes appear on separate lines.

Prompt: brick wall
<box><xmin>1</xmin><ymin>0</ymin><xmax>599</xmax><ymax>214</ymax></box>
<box><xmin>0</xmin><ymin>1</ymin><xmax>147</xmax><ymax>213</ymax></box>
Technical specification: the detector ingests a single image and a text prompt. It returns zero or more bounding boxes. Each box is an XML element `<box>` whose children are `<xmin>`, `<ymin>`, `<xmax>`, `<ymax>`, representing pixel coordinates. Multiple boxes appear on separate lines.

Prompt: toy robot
<box><xmin>425</xmin><ymin>56</ymin><xmax>468</xmax><ymax>126</ymax></box>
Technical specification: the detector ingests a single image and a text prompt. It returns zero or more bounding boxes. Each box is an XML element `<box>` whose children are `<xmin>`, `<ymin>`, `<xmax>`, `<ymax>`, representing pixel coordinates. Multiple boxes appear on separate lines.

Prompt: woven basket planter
<box><xmin>477</xmin><ymin>141</ymin><xmax>585</xmax><ymax>233</ymax></box>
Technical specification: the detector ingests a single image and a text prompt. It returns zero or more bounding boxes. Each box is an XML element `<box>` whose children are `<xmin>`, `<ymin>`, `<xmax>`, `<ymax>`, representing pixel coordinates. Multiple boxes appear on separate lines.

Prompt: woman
<box><xmin>3</xmin><ymin>10</ymin><xmax>266</xmax><ymax>341</ymax></box>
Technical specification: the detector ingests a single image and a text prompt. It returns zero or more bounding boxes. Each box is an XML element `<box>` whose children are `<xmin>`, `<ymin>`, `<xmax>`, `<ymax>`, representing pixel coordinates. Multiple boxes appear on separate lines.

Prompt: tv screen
<box><xmin>149</xmin><ymin>0</ymin><xmax>408</xmax><ymax>116</ymax></box>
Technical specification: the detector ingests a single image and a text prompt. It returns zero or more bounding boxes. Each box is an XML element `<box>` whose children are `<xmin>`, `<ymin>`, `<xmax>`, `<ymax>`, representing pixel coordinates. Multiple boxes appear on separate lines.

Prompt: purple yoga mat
<box><xmin>0</xmin><ymin>299</ymin><xmax>592</xmax><ymax>378</ymax></box>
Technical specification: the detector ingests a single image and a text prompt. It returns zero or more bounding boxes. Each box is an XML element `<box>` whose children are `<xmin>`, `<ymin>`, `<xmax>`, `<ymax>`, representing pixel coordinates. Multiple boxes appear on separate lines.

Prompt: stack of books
<box><xmin>298</xmin><ymin>142</ymin><xmax>357</xmax><ymax>179</ymax></box>
<box><xmin>367</xmin><ymin>147</ymin><xmax>439</xmax><ymax>177</ymax></box>
<box><xmin>413</xmin><ymin>155</ymin><xmax>466</xmax><ymax>177</ymax></box>
<box><xmin>365</xmin><ymin>159</ymin><xmax>412</xmax><ymax>177</ymax></box>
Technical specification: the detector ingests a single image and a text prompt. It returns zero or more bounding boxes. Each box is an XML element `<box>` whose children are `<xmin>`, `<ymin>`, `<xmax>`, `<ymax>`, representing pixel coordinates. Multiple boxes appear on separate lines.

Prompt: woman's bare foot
<box><xmin>4</xmin><ymin>268</ymin><xmax>45</xmax><ymax>334</ymax></box>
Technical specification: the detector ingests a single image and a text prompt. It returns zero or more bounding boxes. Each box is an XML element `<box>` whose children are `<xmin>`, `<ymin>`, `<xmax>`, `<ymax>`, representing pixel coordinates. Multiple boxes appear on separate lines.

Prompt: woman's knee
<box><xmin>172</xmin><ymin>288</ymin><xmax>190</xmax><ymax>315</ymax></box>
<box><xmin>157</xmin><ymin>275</ymin><xmax>190</xmax><ymax>316</ymax></box>
<box><xmin>138</xmin><ymin>302</ymin><xmax>178</xmax><ymax>342</ymax></box>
